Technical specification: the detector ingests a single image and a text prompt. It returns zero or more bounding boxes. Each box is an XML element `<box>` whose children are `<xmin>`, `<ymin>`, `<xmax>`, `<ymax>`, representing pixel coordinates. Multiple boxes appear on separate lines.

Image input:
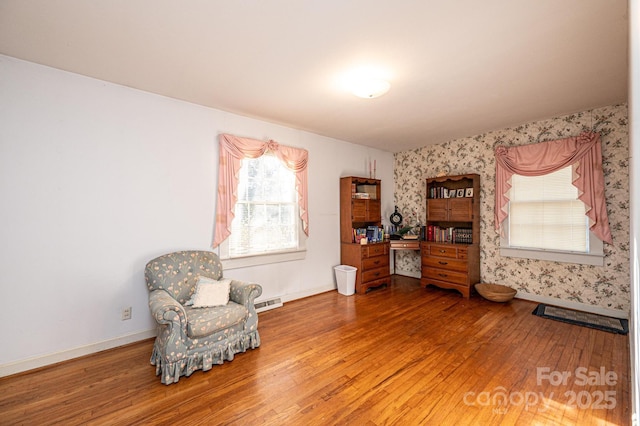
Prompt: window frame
<box><xmin>499</xmin><ymin>216</ymin><xmax>604</xmax><ymax>266</ymax></box>
<box><xmin>218</xmin><ymin>232</ymin><xmax>307</xmax><ymax>270</ymax></box>
<box><xmin>499</xmin><ymin>168</ymin><xmax>604</xmax><ymax>266</ymax></box>
<box><xmin>217</xmin><ymin>154</ymin><xmax>307</xmax><ymax>270</ymax></box>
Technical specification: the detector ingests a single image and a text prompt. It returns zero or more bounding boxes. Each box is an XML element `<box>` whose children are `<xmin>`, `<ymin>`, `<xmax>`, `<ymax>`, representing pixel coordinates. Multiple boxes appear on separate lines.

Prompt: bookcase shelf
<box><xmin>340</xmin><ymin>176</ymin><xmax>390</xmax><ymax>294</ymax></box>
<box><xmin>421</xmin><ymin>174</ymin><xmax>480</xmax><ymax>298</ymax></box>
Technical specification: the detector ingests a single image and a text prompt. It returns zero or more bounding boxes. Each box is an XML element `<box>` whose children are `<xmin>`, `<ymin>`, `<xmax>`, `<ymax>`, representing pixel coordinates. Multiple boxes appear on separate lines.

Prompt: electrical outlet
<box><xmin>121</xmin><ymin>307</ymin><xmax>132</xmax><ymax>321</ymax></box>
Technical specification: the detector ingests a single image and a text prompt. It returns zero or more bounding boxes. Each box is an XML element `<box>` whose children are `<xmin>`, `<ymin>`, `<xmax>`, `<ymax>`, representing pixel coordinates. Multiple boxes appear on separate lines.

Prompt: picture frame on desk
<box><xmin>456</xmin><ymin>189</ymin><xmax>465</xmax><ymax>197</ymax></box>
<box><xmin>448</xmin><ymin>189</ymin><xmax>456</xmax><ymax>198</ymax></box>
<box><xmin>465</xmin><ymin>188</ymin><xmax>473</xmax><ymax>197</ymax></box>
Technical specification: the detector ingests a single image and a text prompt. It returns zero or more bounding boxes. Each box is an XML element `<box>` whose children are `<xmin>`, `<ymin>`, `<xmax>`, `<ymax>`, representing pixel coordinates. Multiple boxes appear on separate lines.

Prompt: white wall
<box><xmin>0</xmin><ymin>55</ymin><xmax>394</xmax><ymax>374</ymax></box>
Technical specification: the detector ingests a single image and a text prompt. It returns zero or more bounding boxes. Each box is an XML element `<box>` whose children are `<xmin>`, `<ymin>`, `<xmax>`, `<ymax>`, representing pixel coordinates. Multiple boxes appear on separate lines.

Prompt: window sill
<box><xmin>500</xmin><ymin>247</ymin><xmax>603</xmax><ymax>266</ymax></box>
<box><xmin>220</xmin><ymin>249</ymin><xmax>307</xmax><ymax>270</ymax></box>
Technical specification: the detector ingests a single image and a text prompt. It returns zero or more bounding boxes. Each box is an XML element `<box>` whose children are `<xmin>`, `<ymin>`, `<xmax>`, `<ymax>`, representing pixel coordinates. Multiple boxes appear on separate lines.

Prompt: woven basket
<box><xmin>475</xmin><ymin>283</ymin><xmax>517</xmax><ymax>302</ymax></box>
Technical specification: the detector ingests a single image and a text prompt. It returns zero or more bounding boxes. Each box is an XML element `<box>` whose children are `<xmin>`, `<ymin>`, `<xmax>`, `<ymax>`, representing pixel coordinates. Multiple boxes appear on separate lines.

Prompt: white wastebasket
<box><xmin>334</xmin><ymin>265</ymin><xmax>357</xmax><ymax>296</ymax></box>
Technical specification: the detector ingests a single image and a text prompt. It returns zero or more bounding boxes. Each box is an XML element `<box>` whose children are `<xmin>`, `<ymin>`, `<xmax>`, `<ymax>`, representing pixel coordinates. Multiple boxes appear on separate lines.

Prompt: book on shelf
<box><xmin>425</xmin><ymin>225</ymin><xmax>473</xmax><ymax>244</ymax></box>
<box><xmin>355</xmin><ymin>184</ymin><xmax>378</xmax><ymax>200</ymax></box>
<box><xmin>428</xmin><ymin>186</ymin><xmax>452</xmax><ymax>199</ymax></box>
<box><xmin>353</xmin><ymin>226</ymin><xmax>384</xmax><ymax>243</ymax></box>
<box><xmin>454</xmin><ymin>228</ymin><xmax>473</xmax><ymax>244</ymax></box>
<box><xmin>402</xmin><ymin>234</ymin><xmax>419</xmax><ymax>240</ymax></box>
<box><xmin>353</xmin><ymin>192</ymin><xmax>371</xmax><ymax>199</ymax></box>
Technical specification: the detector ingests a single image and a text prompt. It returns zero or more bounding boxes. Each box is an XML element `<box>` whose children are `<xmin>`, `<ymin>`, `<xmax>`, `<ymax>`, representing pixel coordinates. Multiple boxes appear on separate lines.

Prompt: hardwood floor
<box><xmin>0</xmin><ymin>276</ymin><xmax>631</xmax><ymax>425</ymax></box>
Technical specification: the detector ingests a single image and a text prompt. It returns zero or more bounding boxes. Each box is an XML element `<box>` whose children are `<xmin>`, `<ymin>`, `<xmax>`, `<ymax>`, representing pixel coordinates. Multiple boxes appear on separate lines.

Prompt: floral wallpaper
<box><xmin>393</xmin><ymin>104</ymin><xmax>629</xmax><ymax>312</ymax></box>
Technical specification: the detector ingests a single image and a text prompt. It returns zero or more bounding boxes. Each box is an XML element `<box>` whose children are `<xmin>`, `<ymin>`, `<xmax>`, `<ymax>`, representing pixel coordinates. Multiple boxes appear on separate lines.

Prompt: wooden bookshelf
<box><xmin>340</xmin><ymin>176</ymin><xmax>390</xmax><ymax>293</ymax></box>
<box><xmin>421</xmin><ymin>174</ymin><xmax>480</xmax><ymax>298</ymax></box>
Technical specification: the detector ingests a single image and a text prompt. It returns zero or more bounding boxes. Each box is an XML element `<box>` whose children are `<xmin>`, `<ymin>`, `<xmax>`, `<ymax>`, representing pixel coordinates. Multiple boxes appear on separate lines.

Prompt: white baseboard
<box><xmin>0</xmin><ymin>329</ymin><xmax>156</xmax><ymax>378</ymax></box>
<box><xmin>4</xmin><ymin>286</ymin><xmax>626</xmax><ymax>379</ymax></box>
<box><xmin>281</xmin><ymin>283</ymin><xmax>336</xmax><ymax>303</ymax></box>
<box><xmin>2</xmin><ymin>284</ymin><xmax>338</xmax><ymax>378</ymax></box>
<box><xmin>515</xmin><ymin>292</ymin><xmax>629</xmax><ymax>319</ymax></box>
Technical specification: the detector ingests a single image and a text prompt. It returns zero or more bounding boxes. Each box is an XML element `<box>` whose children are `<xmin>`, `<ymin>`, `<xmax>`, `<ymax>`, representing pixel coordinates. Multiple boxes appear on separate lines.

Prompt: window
<box><xmin>495</xmin><ymin>133</ymin><xmax>612</xmax><ymax>265</ymax></box>
<box><xmin>213</xmin><ymin>133</ymin><xmax>309</xmax><ymax>268</ymax></box>
<box><xmin>219</xmin><ymin>154</ymin><xmax>306</xmax><ymax>268</ymax></box>
<box><xmin>231</xmin><ymin>154</ymin><xmax>298</xmax><ymax>255</ymax></box>
<box><xmin>500</xmin><ymin>166</ymin><xmax>603</xmax><ymax>265</ymax></box>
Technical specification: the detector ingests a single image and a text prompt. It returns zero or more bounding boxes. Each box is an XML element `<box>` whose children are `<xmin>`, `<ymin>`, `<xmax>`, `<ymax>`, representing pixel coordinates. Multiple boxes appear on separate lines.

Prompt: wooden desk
<box><xmin>389</xmin><ymin>239</ymin><xmax>420</xmax><ymax>274</ymax></box>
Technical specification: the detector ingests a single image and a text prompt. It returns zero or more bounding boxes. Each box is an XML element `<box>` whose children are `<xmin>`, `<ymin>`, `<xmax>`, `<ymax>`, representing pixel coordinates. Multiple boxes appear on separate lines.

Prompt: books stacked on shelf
<box><xmin>366</xmin><ymin>226</ymin><xmax>381</xmax><ymax>242</ymax></box>
<box><xmin>353</xmin><ymin>226</ymin><xmax>384</xmax><ymax>243</ymax></box>
<box><xmin>351</xmin><ymin>183</ymin><xmax>373</xmax><ymax>198</ymax></box>
<box><xmin>353</xmin><ymin>192</ymin><xmax>371</xmax><ymax>199</ymax></box>
<box><xmin>428</xmin><ymin>186</ymin><xmax>449</xmax><ymax>199</ymax></box>
<box><xmin>429</xmin><ymin>186</ymin><xmax>474</xmax><ymax>198</ymax></box>
<box><xmin>425</xmin><ymin>225</ymin><xmax>473</xmax><ymax>244</ymax></box>
<box><xmin>353</xmin><ymin>228</ymin><xmax>366</xmax><ymax>243</ymax></box>
<box><xmin>356</xmin><ymin>184</ymin><xmax>377</xmax><ymax>200</ymax></box>
<box><xmin>454</xmin><ymin>228</ymin><xmax>473</xmax><ymax>243</ymax></box>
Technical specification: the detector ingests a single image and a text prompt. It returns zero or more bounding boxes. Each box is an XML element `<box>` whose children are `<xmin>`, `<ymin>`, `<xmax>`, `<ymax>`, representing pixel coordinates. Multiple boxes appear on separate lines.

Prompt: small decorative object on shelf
<box><xmin>389</xmin><ymin>207</ymin><xmax>422</xmax><ymax>240</ymax></box>
<box><xmin>390</xmin><ymin>206</ymin><xmax>403</xmax><ymax>226</ymax></box>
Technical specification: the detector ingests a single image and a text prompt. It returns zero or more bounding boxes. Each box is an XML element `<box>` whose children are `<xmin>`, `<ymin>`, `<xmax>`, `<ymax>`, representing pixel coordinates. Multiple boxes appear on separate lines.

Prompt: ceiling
<box><xmin>0</xmin><ymin>1</ymin><xmax>629</xmax><ymax>152</ymax></box>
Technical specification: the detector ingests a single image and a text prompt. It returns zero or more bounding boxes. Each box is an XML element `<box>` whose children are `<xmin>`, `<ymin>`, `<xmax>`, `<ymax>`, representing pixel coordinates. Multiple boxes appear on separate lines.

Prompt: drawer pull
<box><xmin>438</xmin><ymin>261</ymin><xmax>448</xmax><ymax>265</ymax></box>
<box><xmin>374</xmin><ymin>260</ymin><xmax>380</xmax><ymax>265</ymax></box>
<box><xmin>439</xmin><ymin>249</ymin><xmax>446</xmax><ymax>253</ymax></box>
<box><xmin>438</xmin><ymin>273</ymin><xmax>448</xmax><ymax>278</ymax></box>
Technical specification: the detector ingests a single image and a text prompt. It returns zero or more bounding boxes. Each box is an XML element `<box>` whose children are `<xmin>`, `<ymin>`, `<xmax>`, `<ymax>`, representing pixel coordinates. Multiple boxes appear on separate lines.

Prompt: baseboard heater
<box><xmin>254</xmin><ymin>297</ymin><xmax>283</xmax><ymax>313</ymax></box>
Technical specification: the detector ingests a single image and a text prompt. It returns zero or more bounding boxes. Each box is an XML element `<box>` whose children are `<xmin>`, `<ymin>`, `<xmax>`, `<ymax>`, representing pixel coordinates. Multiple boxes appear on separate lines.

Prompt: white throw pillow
<box><xmin>187</xmin><ymin>277</ymin><xmax>231</xmax><ymax>308</ymax></box>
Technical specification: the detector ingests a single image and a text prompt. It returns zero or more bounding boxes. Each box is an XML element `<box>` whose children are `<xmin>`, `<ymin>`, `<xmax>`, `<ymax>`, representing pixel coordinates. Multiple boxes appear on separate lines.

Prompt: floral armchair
<box><xmin>144</xmin><ymin>250</ymin><xmax>262</xmax><ymax>384</ymax></box>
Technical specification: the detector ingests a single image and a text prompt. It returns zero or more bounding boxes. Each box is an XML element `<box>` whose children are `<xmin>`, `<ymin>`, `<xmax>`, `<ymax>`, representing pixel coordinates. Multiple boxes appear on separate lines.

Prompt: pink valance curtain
<box><xmin>212</xmin><ymin>133</ymin><xmax>309</xmax><ymax>248</ymax></box>
<box><xmin>494</xmin><ymin>132</ymin><xmax>612</xmax><ymax>244</ymax></box>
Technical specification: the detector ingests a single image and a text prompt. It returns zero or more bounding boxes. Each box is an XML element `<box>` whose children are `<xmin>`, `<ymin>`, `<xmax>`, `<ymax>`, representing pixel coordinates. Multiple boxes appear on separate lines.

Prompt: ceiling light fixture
<box><xmin>339</xmin><ymin>66</ymin><xmax>392</xmax><ymax>99</ymax></box>
<box><xmin>350</xmin><ymin>78</ymin><xmax>391</xmax><ymax>99</ymax></box>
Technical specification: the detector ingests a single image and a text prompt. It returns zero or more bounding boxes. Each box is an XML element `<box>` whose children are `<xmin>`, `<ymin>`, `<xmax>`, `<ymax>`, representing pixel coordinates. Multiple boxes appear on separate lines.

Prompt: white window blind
<box><xmin>509</xmin><ymin>167</ymin><xmax>588</xmax><ymax>253</ymax></box>
<box><xmin>228</xmin><ymin>154</ymin><xmax>299</xmax><ymax>257</ymax></box>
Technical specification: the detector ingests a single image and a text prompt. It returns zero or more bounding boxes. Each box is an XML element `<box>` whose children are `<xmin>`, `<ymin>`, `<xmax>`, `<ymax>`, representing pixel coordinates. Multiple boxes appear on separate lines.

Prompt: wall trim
<box><xmin>1</xmin><ymin>285</ymin><xmax>338</xmax><ymax>379</ymax></box>
<box><xmin>6</xmin><ymin>284</ymin><xmax>625</xmax><ymax>379</ymax></box>
<box><xmin>0</xmin><ymin>329</ymin><xmax>156</xmax><ymax>378</ymax></box>
<box><xmin>515</xmin><ymin>292</ymin><xmax>629</xmax><ymax>319</ymax></box>
<box><xmin>281</xmin><ymin>283</ymin><xmax>336</xmax><ymax>303</ymax></box>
